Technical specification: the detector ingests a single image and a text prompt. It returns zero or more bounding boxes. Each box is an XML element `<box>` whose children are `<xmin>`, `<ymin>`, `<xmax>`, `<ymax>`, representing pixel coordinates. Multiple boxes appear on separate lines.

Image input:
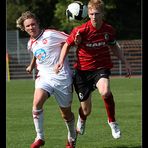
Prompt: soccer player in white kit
<box><xmin>16</xmin><ymin>11</ymin><xmax>77</xmax><ymax>148</ymax></box>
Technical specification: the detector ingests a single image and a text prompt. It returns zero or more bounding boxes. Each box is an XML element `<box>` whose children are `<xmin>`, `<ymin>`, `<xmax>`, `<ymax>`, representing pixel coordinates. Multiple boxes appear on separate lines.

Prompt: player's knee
<box><xmin>33</xmin><ymin>98</ymin><xmax>45</xmax><ymax>109</ymax></box>
<box><xmin>61</xmin><ymin>113</ymin><xmax>69</xmax><ymax>120</ymax></box>
<box><xmin>61</xmin><ymin>109</ymin><xmax>74</xmax><ymax>121</ymax></box>
<box><xmin>33</xmin><ymin>103</ymin><xmax>42</xmax><ymax>110</ymax></box>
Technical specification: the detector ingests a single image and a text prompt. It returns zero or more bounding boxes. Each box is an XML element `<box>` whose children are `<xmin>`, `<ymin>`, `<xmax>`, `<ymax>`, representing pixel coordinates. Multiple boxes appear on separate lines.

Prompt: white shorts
<box><xmin>35</xmin><ymin>75</ymin><xmax>73</xmax><ymax>108</ymax></box>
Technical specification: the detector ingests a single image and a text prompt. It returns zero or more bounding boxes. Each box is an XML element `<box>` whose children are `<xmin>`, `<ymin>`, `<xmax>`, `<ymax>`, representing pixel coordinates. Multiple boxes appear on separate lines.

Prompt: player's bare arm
<box><xmin>54</xmin><ymin>42</ymin><xmax>71</xmax><ymax>74</ymax></box>
<box><xmin>109</xmin><ymin>42</ymin><xmax>132</xmax><ymax>78</ymax></box>
<box><xmin>26</xmin><ymin>55</ymin><xmax>36</xmax><ymax>74</ymax></box>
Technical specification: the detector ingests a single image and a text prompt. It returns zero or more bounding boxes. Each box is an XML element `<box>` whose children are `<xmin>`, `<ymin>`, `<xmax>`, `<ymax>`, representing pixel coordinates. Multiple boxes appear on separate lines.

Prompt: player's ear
<box><xmin>88</xmin><ymin>14</ymin><xmax>91</xmax><ymax>19</ymax></box>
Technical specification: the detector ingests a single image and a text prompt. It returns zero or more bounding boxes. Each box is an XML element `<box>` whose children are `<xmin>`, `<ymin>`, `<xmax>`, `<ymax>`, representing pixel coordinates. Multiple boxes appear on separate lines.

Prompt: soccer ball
<box><xmin>66</xmin><ymin>1</ymin><xmax>88</xmax><ymax>21</ymax></box>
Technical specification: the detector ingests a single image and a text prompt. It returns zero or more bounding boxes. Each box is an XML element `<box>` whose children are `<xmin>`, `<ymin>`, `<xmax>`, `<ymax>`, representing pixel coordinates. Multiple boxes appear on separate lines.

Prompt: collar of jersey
<box><xmin>34</xmin><ymin>29</ymin><xmax>44</xmax><ymax>41</ymax></box>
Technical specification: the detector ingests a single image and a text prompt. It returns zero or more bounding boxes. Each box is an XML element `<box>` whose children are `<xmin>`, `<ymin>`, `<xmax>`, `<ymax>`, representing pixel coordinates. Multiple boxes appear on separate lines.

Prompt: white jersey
<box><xmin>27</xmin><ymin>29</ymin><xmax>71</xmax><ymax>76</ymax></box>
<box><xmin>27</xmin><ymin>29</ymin><xmax>73</xmax><ymax>107</ymax></box>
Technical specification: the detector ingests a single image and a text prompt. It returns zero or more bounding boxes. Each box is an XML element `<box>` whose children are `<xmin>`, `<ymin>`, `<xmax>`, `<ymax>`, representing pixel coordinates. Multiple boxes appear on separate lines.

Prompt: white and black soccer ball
<box><xmin>66</xmin><ymin>1</ymin><xmax>88</xmax><ymax>21</ymax></box>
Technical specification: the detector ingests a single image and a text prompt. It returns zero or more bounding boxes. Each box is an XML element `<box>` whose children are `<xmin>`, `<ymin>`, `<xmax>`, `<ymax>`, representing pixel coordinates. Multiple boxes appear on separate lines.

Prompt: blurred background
<box><xmin>6</xmin><ymin>0</ymin><xmax>142</xmax><ymax>80</ymax></box>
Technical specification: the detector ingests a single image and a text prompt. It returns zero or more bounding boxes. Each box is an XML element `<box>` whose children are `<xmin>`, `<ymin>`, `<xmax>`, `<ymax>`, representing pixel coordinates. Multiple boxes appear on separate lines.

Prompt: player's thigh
<box><xmin>33</xmin><ymin>88</ymin><xmax>49</xmax><ymax>109</ymax></box>
<box><xmin>96</xmin><ymin>77</ymin><xmax>110</xmax><ymax>96</ymax></box>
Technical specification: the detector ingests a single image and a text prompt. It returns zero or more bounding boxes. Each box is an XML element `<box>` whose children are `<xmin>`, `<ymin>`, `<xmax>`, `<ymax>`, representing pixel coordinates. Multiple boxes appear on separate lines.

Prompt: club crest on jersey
<box><xmin>104</xmin><ymin>33</ymin><xmax>109</xmax><ymax>40</ymax></box>
<box><xmin>42</xmin><ymin>39</ymin><xmax>48</xmax><ymax>44</ymax></box>
<box><xmin>34</xmin><ymin>48</ymin><xmax>46</xmax><ymax>61</ymax></box>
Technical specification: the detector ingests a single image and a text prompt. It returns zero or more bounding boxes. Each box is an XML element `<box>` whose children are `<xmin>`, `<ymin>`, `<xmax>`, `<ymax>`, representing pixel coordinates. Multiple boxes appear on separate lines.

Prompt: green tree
<box><xmin>54</xmin><ymin>0</ymin><xmax>89</xmax><ymax>33</ymax></box>
<box><xmin>7</xmin><ymin>0</ymin><xmax>58</xmax><ymax>31</ymax></box>
<box><xmin>7</xmin><ymin>0</ymin><xmax>141</xmax><ymax>39</ymax></box>
<box><xmin>7</xmin><ymin>3</ymin><xmax>27</xmax><ymax>30</ymax></box>
<box><xmin>54</xmin><ymin>0</ymin><xmax>141</xmax><ymax>39</ymax></box>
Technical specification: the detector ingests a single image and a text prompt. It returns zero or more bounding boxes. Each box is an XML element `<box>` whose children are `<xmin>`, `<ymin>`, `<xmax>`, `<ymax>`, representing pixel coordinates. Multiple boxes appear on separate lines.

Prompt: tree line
<box><xmin>7</xmin><ymin>0</ymin><xmax>141</xmax><ymax>39</ymax></box>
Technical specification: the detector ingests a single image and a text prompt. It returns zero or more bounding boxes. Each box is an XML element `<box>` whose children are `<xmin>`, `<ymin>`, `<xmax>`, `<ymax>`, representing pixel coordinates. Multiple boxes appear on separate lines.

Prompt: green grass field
<box><xmin>6</xmin><ymin>77</ymin><xmax>142</xmax><ymax>148</ymax></box>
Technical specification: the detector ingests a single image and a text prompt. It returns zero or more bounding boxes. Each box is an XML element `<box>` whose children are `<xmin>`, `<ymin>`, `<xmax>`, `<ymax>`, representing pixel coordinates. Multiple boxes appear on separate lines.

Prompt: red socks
<box><xmin>102</xmin><ymin>92</ymin><xmax>115</xmax><ymax>122</ymax></box>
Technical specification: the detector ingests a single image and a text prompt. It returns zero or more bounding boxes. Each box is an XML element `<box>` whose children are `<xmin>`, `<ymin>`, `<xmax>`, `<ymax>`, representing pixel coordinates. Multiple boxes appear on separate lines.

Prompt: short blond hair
<box><xmin>88</xmin><ymin>0</ymin><xmax>104</xmax><ymax>13</ymax></box>
<box><xmin>16</xmin><ymin>11</ymin><xmax>39</xmax><ymax>31</ymax></box>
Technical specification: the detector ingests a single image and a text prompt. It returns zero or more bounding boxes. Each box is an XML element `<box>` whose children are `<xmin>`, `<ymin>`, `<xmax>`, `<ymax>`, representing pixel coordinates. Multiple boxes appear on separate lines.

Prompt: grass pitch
<box><xmin>6</xmin><ymin>77</ymin><xmax>142</xmax><ymax>148</ymax></box>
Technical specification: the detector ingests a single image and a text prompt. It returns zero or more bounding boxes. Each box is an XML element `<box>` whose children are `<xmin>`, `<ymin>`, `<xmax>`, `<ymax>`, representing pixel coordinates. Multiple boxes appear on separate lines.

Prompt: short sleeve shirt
<box><xmin>66</xmin><ymin>20</ymin><xmax>116</xmax><ymax>70</ymax></box>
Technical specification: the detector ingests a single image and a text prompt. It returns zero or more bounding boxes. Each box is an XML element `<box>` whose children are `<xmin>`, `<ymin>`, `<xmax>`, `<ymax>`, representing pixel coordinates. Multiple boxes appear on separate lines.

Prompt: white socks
<box><xmin>65</xmin><ymin>116</ymin><xmax>76</xmax><ymax>141</ymax></box>
<box><xmin>32</xmin><ymin>109</ymin><xmax>44</xmax><ymax>140</ymax></box>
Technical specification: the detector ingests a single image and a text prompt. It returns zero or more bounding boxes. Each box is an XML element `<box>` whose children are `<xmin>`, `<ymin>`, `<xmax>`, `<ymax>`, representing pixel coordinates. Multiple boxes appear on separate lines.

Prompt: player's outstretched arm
<box><xmin>54</xmin><ymin>42</ymin><xmax>71</xmax><ymax>74</ymax></box>
<box><xmin>110</xmin><ymin>42</ymin><xmax>132</xmax><ymax>78</ymax></box>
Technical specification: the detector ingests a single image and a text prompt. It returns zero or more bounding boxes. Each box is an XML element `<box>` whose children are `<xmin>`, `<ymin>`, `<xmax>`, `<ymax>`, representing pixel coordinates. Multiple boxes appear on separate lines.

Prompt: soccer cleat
<box><xmin>76</xmin><ymin>115</ymin><xmax>86</xmax><ymax>135</ymax></box>
<box><xmin>30</xmin><ymin>138</ymin><xmax>45</xmax><ymax>148</ymax></box>
<box><xmin>66</xmin><ymin>138</ymin><xmax>77</xmax><ymax>148</ymax></box>
<box><xmin>66</xmin><ymin>131</ymin><xmax>77</xmax><ymax>148</ymax></box>
<box><xmin>108</xmin><ymin>120</ymin><xmax>121</xmax><ymax>139</ymax></box>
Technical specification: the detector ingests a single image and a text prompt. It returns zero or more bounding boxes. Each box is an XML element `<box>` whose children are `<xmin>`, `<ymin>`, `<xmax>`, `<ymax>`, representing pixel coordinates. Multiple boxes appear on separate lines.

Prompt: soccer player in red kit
<box><xmin>55</xmin><ymin>0</ymin><xmax>131</xmax><ymax>139</ymax></box>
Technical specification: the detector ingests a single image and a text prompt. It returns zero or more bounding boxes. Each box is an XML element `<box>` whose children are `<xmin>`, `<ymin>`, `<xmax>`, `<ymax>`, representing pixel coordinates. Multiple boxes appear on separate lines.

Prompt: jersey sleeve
<box><xmin>66</xmin><ymin>27</ymin><xmax>80</xmax><ymax>46</ymax></box>
<box><xmin>50</xmin><ymin>30</ymin><xmax>69</xmax><ymax>43</ymax></box>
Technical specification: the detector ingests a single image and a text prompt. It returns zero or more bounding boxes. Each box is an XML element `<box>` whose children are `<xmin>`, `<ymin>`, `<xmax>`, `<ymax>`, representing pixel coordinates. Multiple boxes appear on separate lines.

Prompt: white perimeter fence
<box><xmin>6</xmin><ymin>30</ymin><xmax>142</xmax><ymax>80</ymax></box>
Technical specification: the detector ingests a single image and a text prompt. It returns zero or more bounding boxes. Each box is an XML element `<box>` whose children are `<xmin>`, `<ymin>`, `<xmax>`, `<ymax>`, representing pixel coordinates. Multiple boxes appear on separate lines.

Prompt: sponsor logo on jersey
<box><xmin>34</xmin><ymin>48</ymin><xmax>46</xmax><ymax>61</ymax></box>
<box><xmin>86</xmin><ymin>41</ymin><xmax>105</xmax><ymax>48</ymax></box>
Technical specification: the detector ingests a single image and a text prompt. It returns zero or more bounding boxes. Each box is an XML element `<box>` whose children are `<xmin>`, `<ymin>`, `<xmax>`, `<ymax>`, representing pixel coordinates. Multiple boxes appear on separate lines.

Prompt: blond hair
<box><xmin>16</xmin><ymin>11</ymin><xmax>39</xmax><ymax>31</ymax></box>
<box><xmin>88</xmin><ymin>0</ymin><xmax>104</xmax><ymax>12</ymax></box>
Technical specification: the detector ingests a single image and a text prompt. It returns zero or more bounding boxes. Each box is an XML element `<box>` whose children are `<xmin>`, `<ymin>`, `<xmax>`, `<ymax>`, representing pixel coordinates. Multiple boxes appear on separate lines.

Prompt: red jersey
<box><xmin>66</xmin><ymin>20</ymin><xmax>116</xmax><ymax>71</ymax></box>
